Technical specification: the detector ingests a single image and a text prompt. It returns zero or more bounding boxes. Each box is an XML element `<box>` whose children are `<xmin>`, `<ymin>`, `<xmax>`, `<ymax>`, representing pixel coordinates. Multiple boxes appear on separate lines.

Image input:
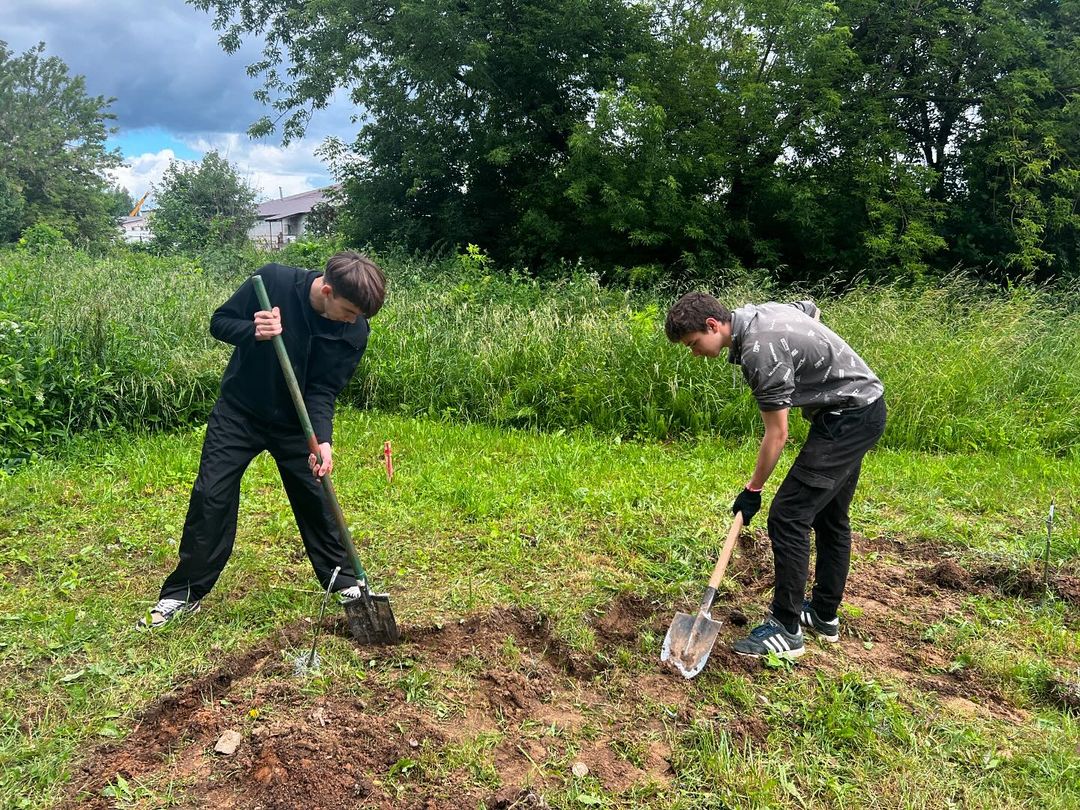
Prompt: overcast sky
<box><xmin>3</xmin><ymin>0</ymin><xmax>359</xmax><ymax>201</ymax></box>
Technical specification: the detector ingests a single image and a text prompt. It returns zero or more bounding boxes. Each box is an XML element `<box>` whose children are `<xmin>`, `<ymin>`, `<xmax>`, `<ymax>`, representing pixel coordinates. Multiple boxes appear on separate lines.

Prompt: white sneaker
<box><xmin>136</xmin><ymin>598</ymin><xmax>201</xmax><ymax>630</ymax></box>
<box><xmin>337</xmin><ymin>585</ymin><xmax>362</xmax><ymax>603</ymax></box>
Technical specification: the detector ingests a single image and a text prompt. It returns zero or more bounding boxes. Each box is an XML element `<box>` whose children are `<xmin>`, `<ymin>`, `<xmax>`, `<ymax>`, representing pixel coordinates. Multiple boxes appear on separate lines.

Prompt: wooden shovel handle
<box><xmin>707</xmin><ymin>512</ymin><xmax>744</xmax><ymax>592</ymax></box>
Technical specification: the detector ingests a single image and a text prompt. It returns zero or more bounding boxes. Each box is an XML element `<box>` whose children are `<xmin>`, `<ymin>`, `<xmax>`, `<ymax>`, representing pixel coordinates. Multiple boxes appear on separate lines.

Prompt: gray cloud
<box><xmin>3</xmin><ymin>0</ymin><xmax>361</xmax><ymax>140</ymax></box>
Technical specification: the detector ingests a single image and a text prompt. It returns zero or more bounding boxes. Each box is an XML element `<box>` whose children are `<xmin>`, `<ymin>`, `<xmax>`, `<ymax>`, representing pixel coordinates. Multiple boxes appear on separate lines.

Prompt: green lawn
<box><xmin>1</xmin><ymin>410</ymin><xmax>1077</xmax><ymax>808</ymax></box>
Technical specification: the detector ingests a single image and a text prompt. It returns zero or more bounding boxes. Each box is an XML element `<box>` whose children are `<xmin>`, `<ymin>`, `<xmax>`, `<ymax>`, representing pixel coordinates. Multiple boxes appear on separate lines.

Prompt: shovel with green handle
<box><xmin>251</xmin><ymin>274</ymin><xmax>399</xmax><ymax>646</ymax></box>
<box><xmin>661</xmin><ymin>512</ymin><xmax>744</xmax><ymax>678</ymax></box>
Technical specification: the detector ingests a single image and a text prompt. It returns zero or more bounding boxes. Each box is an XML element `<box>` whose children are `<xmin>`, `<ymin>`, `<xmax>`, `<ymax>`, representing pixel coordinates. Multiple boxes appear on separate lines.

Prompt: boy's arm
<box><xmin>731</xmin><ymin>407</ymin><xmax>789</xmax><ymax>523</ymax></box>
<box><xmin>306</xmin><ymin>345</ymin><xmax>367</xmax><ymax>446</ymax></box>
<box><xmin>210</xmin><ymin>274</ymin><xmax>260</xmax><ymax>345</ymax></box>
<box><xmin>748</xmin><ymin>408</ymin><xmax>789</xmax><ymax>490</ymax></box>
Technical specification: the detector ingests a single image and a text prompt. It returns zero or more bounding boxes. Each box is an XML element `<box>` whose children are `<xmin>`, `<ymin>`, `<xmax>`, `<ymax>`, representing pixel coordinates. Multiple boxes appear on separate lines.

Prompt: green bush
<box><xmin>0</xmin><ymin>316</ymin><xmax>64</xmax><ymax>467</ymax></box>
<box><xmin>0</xmin><ymin>250</ymin><xmax>229</xmax><ymax>465</ymax></box>
<box><xmin>277</xmin><ymin>236</ymin><xmax>349</xmax><ymax>271</ymax></box>
<box><xmin>17</xmin><ymin>222</ymin><xmax>68</xmax><ymax>255</ymax></box>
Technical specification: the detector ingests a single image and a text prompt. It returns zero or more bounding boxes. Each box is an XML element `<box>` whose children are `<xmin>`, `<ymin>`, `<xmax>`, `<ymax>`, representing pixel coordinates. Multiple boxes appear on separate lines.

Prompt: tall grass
<box><xmin>0</xmin><ymin>247</ymin><xmax>1077</xmax><ymax>465</ymax></box>
<box><xmin>0</xmin><ymin>249</ymin><xmax>229</xmax><ymax>464</ymax></box>
<box><xmin>359</xmin><ymin>262</ymin><xmax>1080</xmax><ymax>453</ymax></box>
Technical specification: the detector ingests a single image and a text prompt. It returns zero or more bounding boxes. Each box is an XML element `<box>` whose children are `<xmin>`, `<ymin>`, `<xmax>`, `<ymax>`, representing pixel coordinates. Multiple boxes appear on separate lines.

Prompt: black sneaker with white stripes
<box><xmin>732</xmin><ymin>616</ymin><xmax>805</xmax><ymax>660</ymax></box>
<box><xmin>135</xmin><ymin>597</ymin><xmax>201</xmax><ymax>630</ymax></box>
<box><xmin>800</xmin><ymin>600</ymin><xmax>840</xmax><ymax>643</ymax></box>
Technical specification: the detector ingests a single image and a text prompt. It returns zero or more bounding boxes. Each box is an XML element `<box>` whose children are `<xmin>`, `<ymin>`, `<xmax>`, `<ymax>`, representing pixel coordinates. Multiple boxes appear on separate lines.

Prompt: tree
<box><xmin>304</xmin><ymin>200</ymin><xmax>339</xmax><ymax>238</ymax></box>
<box><xmin>151</xmin><ymin>151</ymin><xmax>258</xmax><ymax>254</ymax></box>
<box><xmin>191</xmin><ymin>1</ymin><xmax>1078</xmax><ymax>282</ymax></box>
<box><xmin>105</xmin><ymin>184</ymin><xmax>136</xmax><ymax>218</ymax></box>
<box><xmin>0</xmin><ymin>41</ymin><xmax>122</xmax><ymax>246</ymax></box>
<box><xmin>192</xmin><ymin>0</ymin><xmax>651</xmax><ymax>266</ymax></box>
<box><xmin>0</xmin><ymin>176</ymin><xmax>24</xmax><ymax>244</ymax></box>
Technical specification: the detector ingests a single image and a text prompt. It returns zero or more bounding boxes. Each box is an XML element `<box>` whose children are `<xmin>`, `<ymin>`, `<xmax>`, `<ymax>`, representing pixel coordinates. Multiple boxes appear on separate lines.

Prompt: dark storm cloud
<box><xmin>3</xmin><ymin>0</ymin><xmax>334</xmax><ymax>137</ymax></box>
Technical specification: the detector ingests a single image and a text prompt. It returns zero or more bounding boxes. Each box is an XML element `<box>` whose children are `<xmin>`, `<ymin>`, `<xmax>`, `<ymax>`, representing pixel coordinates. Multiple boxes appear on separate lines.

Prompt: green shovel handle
<box><xmin>250</xmin><ymin>273</ymin><xmax>368</xmax><ymax>584</ymax></box>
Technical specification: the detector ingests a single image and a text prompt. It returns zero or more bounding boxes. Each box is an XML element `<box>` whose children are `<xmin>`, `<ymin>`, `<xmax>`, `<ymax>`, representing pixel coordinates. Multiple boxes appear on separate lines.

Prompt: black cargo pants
<box><xmin>767</xmin><ymin>397</ymin><xmax>886</xmax><ymax>632</ymax></box>
<box><xmin>159</xmin><ymin>397</ymin><xmax>358</xmax><ymax>602</ymax></box>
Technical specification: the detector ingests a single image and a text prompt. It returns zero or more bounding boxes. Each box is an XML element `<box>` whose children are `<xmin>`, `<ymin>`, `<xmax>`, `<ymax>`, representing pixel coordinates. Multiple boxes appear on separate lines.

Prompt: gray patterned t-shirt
<box><xmin>728</xmin><ymin>301</ymin><xmax>884</xmax><ymax>414</ymax></box>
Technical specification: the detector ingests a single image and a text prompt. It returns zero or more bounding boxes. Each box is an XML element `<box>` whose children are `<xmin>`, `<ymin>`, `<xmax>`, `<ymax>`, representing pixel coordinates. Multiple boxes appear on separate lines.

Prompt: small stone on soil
<box><xmin>214</xmin><ymin>729</ymin><xmax>242</xmax><ymax>755</ymax></box>
<box><xmin>571</xmin><ymin>761</ymin><xmax>589</xmax><ymax>777</ymax></box>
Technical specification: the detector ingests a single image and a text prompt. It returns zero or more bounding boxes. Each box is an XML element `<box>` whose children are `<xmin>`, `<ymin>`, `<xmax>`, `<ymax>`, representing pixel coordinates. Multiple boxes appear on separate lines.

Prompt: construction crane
<box><xmin>129</xmin><ymin>191</ymin><xmax>150</xmax><ymax>217</ymax></box>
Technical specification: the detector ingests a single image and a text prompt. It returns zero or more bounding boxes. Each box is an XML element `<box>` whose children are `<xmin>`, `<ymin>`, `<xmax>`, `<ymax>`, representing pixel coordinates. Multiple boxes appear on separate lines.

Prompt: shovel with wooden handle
<box><xmin>661</xmin><ymin>512</ymin><xmax>744</xmax><ymax>679</ymax></box>
<box><xmin>251</xmin><ymin>274</ymin><xmax>399</xmax><ymax>646</ymax></box>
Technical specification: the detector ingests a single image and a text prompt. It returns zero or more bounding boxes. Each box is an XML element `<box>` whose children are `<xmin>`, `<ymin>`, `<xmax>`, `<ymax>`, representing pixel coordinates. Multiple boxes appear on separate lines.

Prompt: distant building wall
<box><xmin>248</xmin><ymin>213</ymin><xmax>309</xmax><ymax>249</ymax></box>
<box><xmin>249</xmin><ymin>187</ymin><xmax>333</xmax><ymax>250</ymax></box>
<box><xmin>118</xmin><ymin>215</ymin><xmax>152</xmax><ymax>243</ymax></box>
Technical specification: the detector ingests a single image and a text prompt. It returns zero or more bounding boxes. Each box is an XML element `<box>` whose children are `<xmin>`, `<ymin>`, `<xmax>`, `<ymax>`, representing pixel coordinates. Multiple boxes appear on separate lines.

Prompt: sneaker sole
<box><xmin>734</xmin><ymin>645</ymin><xmax>806</xmax><ymax>660</ymax></box>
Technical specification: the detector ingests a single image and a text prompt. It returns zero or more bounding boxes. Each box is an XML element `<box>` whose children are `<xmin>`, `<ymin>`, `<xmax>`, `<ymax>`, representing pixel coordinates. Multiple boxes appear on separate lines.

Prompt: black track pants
<box><xmin>159</xmin><ymin>397</ymin><xmax>358</xmax><ymax>601</ymax></box>
<box><xmin>767</xmin><ymin>397</ymin><xmax>887</xmax><ymax>631</ymax></box>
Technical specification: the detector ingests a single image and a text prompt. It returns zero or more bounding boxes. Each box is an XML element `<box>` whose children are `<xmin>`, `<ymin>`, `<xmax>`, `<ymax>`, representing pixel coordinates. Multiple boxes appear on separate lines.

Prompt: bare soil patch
<box><xmin>64</xmin><ymin>535</ymin><xmax>1075</xmax><ymax>808</ymax></box>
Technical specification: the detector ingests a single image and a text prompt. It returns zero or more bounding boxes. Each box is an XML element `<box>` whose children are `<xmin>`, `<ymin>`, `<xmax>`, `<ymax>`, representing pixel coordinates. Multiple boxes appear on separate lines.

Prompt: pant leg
<box><xmin>268</xmin><ymin>429</ymin><xmax>359</xmax><ymax>592</ymax></box>
<box><xmin>160</xmin><ymin>399</ymin><xmax>263</xmax><ymax>601</ymax></box>
<box><xmin>809</xmin><ymin>463</ymin><xmax>861</xmax><ymax>621</ymax></box>
<box><xmin>768</xmin><ymin>474</ymin><xmax>842</xmax><ymax>632</ymax></box>
<box><xmin>804</xmin><ymin>397</ymin><xmax>886</xmax><ymax>622</ymax></box>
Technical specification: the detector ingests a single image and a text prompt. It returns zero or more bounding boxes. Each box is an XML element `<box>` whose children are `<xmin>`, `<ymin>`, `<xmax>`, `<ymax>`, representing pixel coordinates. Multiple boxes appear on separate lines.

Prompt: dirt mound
<box><xmin>593</xmin><ymin>593</ymin><xmax>664</xmax><ymax>643</ymax></box>
<box><xmin>65</xmin><ymin>607</ymin><xmax>680</xmax><ymax>809</ymax></box>
<box><xmin>1048</xmin><ymin>677</ymin><xmax>1080</xmax><ymax>714</ymax></box>
<box><xmin>918</xmin><ymin>559</ymin><xmax>973</xmax><ymax>590</ymax></box>
<box><xmin>872</xmin><ymin>538</ymin><xmax>1079</xmax><ymax>608</ymax></box>
<box><xmin>973</xmin><ymin>565</ymin><xmax>1080</xmax><ymax>607</ymax></box>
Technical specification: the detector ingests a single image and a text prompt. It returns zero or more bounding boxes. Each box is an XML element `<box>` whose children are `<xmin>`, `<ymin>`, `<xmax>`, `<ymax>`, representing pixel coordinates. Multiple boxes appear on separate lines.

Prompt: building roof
<box><xmin>256</xmin><ymin>187</ymin><xmax>336</xmax><ymax>220</ymax></box>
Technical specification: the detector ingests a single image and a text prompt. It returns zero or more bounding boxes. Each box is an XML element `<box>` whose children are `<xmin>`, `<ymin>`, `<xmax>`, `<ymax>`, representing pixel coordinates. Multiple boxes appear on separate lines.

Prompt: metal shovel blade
<box><xmin>342</xmin><ymin>591</ymin><xmax>400</xmax><ymax>645</ymax></box>
<box><xmin>661</xmin><ymin>609</ymin><xmax>723</xmax><ymax>679</ymax></box>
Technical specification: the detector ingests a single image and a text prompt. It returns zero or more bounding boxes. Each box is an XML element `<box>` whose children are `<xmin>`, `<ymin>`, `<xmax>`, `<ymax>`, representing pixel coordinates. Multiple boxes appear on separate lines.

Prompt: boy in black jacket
<box><xmin>138</xmin><ymin>251</ymin><xmax>385</xmax><ymax>629</ymax></box>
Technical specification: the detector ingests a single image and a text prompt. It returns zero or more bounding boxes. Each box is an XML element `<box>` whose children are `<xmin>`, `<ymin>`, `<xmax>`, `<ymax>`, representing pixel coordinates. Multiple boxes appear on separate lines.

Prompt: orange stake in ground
<box><xmin>383</xmin><ymin>440</ymin><xmax>393</xmax><ymax>483</ymax></box>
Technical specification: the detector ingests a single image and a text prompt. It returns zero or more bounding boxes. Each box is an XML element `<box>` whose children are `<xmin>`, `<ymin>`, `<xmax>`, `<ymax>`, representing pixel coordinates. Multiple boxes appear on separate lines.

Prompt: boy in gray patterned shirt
<box><xmin>665</xmin><ymin>292</ymin><xmax>886</xmax><ymax>660</ymax></box>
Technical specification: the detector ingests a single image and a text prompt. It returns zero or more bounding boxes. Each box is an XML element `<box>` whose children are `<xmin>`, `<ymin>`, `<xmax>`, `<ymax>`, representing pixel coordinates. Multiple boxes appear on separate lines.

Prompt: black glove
<box><xmin>732</xmin><ymin>487</ymin><xmax>762</xmax><ymax>524</ymax></box>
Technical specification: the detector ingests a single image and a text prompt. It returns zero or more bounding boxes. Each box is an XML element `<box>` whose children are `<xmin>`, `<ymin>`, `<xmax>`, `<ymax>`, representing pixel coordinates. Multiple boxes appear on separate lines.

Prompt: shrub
<box><xmin>277</xmin><ymin>236</ymin><xmax>349</xmax><ymax>271</ymax></box>
<box><xmin>17</xmin><ymin>222</ymin><xmax>69</xmax><ymax>255</ymax></box>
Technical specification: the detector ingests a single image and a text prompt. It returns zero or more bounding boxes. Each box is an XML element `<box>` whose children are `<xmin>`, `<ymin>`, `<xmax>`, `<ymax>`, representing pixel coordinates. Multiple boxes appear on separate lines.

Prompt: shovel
<box><xmin>661</xmin><ymin>512</ymin><xmax>744</xmax><ymax>679</ymax></box>
<box><xmin>252</xmin><ymin>275</ymin><xmax>400</xmax><ymax>646</ymax></box>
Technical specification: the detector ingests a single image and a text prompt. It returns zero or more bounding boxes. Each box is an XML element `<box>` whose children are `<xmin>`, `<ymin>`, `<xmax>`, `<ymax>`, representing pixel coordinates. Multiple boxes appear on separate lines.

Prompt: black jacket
<box><xmin>210</xmin><ymin>263</ymin><xmax>369</xmax><ymax>443</ymax></box>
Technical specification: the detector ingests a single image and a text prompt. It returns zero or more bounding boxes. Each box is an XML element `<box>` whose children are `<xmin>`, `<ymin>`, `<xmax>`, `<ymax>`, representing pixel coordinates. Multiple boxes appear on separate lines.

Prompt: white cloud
<box><xmin>106</xmin><ymin>134</ymin><xmax>338</xmax><ymax>203</ymax></box>
<box><xmin>107</xmin><ymin>149</ymin><xmax>180</xmax><ymax>199</ymax></box>
<box><xmin>183</xmin><ymin>133</ymin><xmax>336</xmax><ymax>201</ymax></box>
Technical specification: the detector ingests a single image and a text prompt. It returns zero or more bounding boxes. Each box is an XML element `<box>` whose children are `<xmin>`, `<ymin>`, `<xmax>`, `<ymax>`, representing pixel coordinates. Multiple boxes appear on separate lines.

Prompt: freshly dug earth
<box><xmin>64</xmin><ymin>536</ymin><xmax>1077</xmax><ymax>808</ymax></box>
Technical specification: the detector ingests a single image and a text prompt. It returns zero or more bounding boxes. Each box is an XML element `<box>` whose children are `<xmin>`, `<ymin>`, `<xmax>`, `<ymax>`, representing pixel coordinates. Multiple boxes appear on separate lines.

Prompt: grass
<box><xmin>1</xmin><ymin>410</ymin><xmax>1078</xmax><ymax>807</ymax></box>
<box><xmin>2</xmin><ymin>247</ymin><xmax>1079</xmax><ymax>465</ymax></box>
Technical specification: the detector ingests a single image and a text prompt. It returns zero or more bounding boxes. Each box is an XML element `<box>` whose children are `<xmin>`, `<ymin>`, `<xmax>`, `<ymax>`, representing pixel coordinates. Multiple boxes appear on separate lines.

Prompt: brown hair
<box><xmin>664</xmin><ymin>291</ymin><xmax>731</xmax><ymax>342</ymax></box>
<box><xmin>324</xmin><ymin>251</ymin><xmax>387</xmax><ymax>317</ymax></box>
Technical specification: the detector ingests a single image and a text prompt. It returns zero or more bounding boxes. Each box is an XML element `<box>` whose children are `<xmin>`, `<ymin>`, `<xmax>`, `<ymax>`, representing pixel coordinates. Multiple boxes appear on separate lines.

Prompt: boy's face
<box><xmin>319</xmin><ymin>284</ymin><xmax>363</xmax><ymax>323</ymax></box>
<box><xmin>678</xmin><ymin>318</ymin><xmax>727</xmax><ymax>358</ymax></box>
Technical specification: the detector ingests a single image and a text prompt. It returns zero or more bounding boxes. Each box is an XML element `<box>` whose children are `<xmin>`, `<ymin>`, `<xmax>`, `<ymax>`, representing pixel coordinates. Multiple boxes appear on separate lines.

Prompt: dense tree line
<box><xmin>193</xmin><ymin>0</ymin><xmax>1079</xmax><ymax>284</ymax></box>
